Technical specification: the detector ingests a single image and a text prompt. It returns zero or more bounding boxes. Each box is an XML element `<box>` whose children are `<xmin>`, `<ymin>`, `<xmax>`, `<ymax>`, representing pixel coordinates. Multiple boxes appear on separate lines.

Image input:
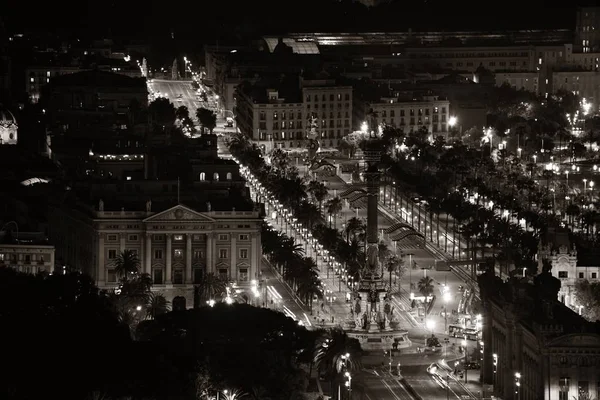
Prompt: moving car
<box><xmin>225</xmin><ymin>117</ymin><xmax>234</xmax><ymax>127</ymax></box>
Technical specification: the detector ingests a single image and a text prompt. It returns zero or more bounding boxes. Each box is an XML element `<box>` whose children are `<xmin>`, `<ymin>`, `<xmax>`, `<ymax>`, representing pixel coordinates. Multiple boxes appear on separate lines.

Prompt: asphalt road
<box><xmin>259</xmin><ymin>258</ymin><xmax>315</xmax><ymax>327</ymax></box>
<box><xmin>402</xmin><ymin>365</ymin><xmax>475</xmax><ymax>400</ymax></box>
<box><xmin>354</xmin><ymin>369</ymin><xmax>414</xmax><ymax>400</ymax></box>
<box><xmin>148</xmin><ymin>79</ymin><xmax>198</xmax><ymax>116</ymax></box>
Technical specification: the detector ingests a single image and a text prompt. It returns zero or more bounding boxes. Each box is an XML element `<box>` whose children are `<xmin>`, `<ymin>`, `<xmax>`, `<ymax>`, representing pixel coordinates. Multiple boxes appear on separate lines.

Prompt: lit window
<box><xmin>126</xmin><ymin>176</ymin><xmax>132</xmax><ymax>181</ymax></box>
<box><xmin>30</xmin><ymin>77</ymin><xmax>34</xmax><ymax>83</ymax></box>
<box><xmin>199</xmin><ymin>172</ymin><xmax>205</xmax><ymax>181</ymax></box>
<box><xmin>174</xmin><ymin>249</ymin><xmax>183</xmax><ymax>258</ymax></box>
<box><xmin>239</xmin><ymin>249</ymin><xmax>248</xmax><ymax>259</ymax></box>
<box><xmin>174</xmin><ymin>235</ymin><xmax>183</xmax><ymax>241</ymax></box>
<box><xmin>46</xmin><ymin>71</ymin><xmax>50</xmax><ymax>77</ymax></box>
<box><xmin>226</xmin><ymin>172</ymin><xmax>232</xmax><ymax>180</ymax></box>
<box><xmin>213</xmin><ymin>172</ymin><xmax>219</xmax><ymax>181</ymax></box>
<box><xmin>219</xmin><ymin>249</ymin><xmax>228</xmax><ymax>259</ymax></box>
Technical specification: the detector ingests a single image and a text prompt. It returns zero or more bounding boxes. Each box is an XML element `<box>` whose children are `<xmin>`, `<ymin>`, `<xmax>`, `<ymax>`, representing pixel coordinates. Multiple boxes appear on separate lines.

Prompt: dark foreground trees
<box><xmin>0</xmin><ymin>267</ymin><xmax>131</xmax><ymax>400</ymax></box>
<box><xmin>0</xmin><ymin>267</ymin><xmax>348</xmax><ymax>400</ymax></box>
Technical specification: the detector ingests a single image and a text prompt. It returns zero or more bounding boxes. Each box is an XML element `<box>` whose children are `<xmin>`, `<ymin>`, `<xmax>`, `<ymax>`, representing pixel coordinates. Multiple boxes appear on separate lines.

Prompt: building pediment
<box><xmin>143</xmin><ymin>205</ymin><xmax>215</xmax><ymax>223</ymax></box>
<box><xmin>216</xmin><ymin>261</ymin><xmax>230</xmax><ymax>268</ymax></box>
<box><xmin>547</xmin><ymin>333</ymin><xmax>600</xmax><ymax>348</ymax></box>
<box><xmin>236</xmin><ymin>261</ymin><xmax>251</xmax><ymax>268</ymax></box>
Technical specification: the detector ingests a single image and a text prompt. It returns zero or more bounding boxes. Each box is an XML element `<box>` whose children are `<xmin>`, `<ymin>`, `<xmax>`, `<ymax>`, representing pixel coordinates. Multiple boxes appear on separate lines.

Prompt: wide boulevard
<box><xmin>168</xmin><ymin>78</ymin><xmax>481</xmax><ymax>400</ymax></box>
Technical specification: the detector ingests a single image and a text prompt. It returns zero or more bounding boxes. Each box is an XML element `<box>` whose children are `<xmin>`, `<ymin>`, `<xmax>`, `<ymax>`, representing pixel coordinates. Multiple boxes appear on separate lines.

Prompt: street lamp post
<box><xmin>462</xmin><ymin>338</ymin><xmax>468</xmax><ymax>384</ymax></box>
<box><xmin>515</xmin><ymin>372</ymin><xmax>521</xmax><ymax>400</ymax></box>
<box><xmin>443</xmin><ymin>290</ymin><xmax>451</xmax><ymax>334</ymax></box>
<box><xmin>407</xmin><ymin>253</ymin><xmax>414</xmax><ymax>294</ymax></box>
<box><xmin>426</xmin><ymin>319</ymin><xmax>436</xmax><ymax>336</ymax></box>
<box><xmin>479</xmin><ymin>341</ymin><xmax>484</xmax><ymax>400</ymax></box>
<box><xmin>344</xmin><ymin>371</ymin><xmax>352</xmax><ymax>399</ymax></box>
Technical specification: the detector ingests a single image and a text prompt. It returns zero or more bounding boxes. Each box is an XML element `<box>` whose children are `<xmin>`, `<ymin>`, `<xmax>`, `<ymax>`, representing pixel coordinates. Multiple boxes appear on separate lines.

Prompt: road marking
<box><xmin>381</xmin><ymin>379</ymin><xmax>402</xmax><ymax>400</ymax></box>
<box><xmin>303</xmin><ymin>312</ymin><xmax>312</xmax><ymax>327</ymax></box>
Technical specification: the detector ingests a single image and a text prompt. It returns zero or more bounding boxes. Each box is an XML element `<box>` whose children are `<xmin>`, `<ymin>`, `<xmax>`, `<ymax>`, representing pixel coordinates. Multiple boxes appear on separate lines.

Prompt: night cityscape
<box><xmin>1</xmin><ymin>1</ymin><xmax>600</xmax><ymax>399</ymax></box>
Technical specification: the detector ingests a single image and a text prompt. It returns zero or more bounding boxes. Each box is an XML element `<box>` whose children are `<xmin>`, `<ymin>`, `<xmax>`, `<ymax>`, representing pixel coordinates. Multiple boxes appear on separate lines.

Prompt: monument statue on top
<box><xmin>305</xmin><ymin>114</ymin><xmax>336</xmax><ymax>177</ymax></box>
<box><xmin>306</xmin><ymin>114</ymin><xmax>320</xmax><ymax>162</ymax></box>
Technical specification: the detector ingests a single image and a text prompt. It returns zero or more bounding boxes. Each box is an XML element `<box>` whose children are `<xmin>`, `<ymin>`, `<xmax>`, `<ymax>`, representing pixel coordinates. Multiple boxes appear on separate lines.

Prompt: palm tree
<box><xmin>417</xmin><ymin>276</ymin><xmax>435</xmax><ymax>297</ymax></box>
<box><xmin>196</xmin><ymin>107</ymin><xmax>217</xmax><ymax>134</ymax></box>
<box><xmin>221</xmin><ymin>388</ymin><xmax>246</xmax><ymax>400</ymax></box>
<box><xmin>145</xmin><ymin>292</ymin><xmax>170</xmax><ymax>319</ymax></box>
<box><xmin>112</xmin><ymin>250</ymin><xmax>140</xmax><ymax>280</ymax></box>
<box><xmin>385</xmin><ymin>255</ymin><xmax>404</xmax><ymax>290</ymax></box>
<box><xmin>249</xmin><ymin>386</ymin><xmax>272</xmax><ymax>400</ymax></box>
<box><xmin>314</xmin><ymin>328</ymin><xmax>362</xmax><ymax>388</ymax></box>
<box><xmin>344</xmin><ymin>217</ymin><xmax>365</xmax><ymax>243</ymax></box>
<box><xmin>325</xmin><ymin>196</ymin><xmax>343</xmax><ymax>229</ymax></box>
<box><xmin>195</xmin><ymin>273</ymin><xmax>227</xmax><ymax>302</ymax></box>
<box><xmin>296</xmin><ymin>265</ymin><xmax>323</xmax><ymax>312</ymax></box>
<box><xmin>378</xmin><ymin>241</ymin><xmax>390</xmax><ymax>266</ymax></box>
<box><xmin>307</xmin><ymin>180</ymin><xmax>329</xmax><ymax>211</ymax></box>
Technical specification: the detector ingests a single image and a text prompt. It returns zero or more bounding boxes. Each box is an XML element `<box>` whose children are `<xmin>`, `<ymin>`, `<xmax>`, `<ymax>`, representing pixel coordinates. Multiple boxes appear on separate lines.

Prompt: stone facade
<box><xmin>538</xmin><ymin>232</ymin><xmax>600</xmax><ymax>308</ymax></box>
<box><xmin>479</xmin><ymin>272</ymin><xmax>600</xmax><ymax>400</ymax></box>
<box><xmin>0</xmin><ymin>242</ymin><xmax>55</xmax><ymax>274</ymax></box>
<box><xmin>49</xmin><ymin>204</ymin><xmax>262</xmax><ymax>307</ymax></box>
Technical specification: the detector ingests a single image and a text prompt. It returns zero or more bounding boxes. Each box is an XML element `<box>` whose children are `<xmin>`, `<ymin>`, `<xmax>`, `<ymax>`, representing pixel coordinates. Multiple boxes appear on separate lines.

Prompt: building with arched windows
<box><xmin>0</xmin><ymin>105</ymin><xmax>17</xmax><ymax>145</ymax></box>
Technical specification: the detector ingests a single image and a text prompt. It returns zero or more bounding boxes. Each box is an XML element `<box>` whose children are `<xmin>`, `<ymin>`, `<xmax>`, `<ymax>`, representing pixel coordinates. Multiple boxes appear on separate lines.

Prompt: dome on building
<box><xmin>0</xmin><ymin>104</ymin><xmax>17</xmax><ymax>145</ymax></box>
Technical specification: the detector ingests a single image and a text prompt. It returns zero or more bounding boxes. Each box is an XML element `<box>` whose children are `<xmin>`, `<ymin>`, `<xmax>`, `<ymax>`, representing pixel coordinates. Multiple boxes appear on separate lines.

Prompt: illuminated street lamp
<box><xmin>443</xmin><ymin>290</ymin><xmax>451</xmax><ymax>333</ymax></box>
<box><xmin>426</xmin><ymin>319</ymin><xmax>436</xmax><ymax>335</ymax></box>
<box><xmin>462</xmin><ymin>338</ymin><xmax>468</xmax><ymax>383</ymax></box>
<box><xmin>448</xmin><ymin>116</ymin><xmax>457</xmax><ymax>128</ymax></box>
<box><xmin>515</xmin><ymin>372</ymin><xmax>521</xmax><ymax>400</ymax></box>
<box><xmin>344</xmin><ymin>371</ymin><xmax>352</xmax><ymax>396</ymax></box>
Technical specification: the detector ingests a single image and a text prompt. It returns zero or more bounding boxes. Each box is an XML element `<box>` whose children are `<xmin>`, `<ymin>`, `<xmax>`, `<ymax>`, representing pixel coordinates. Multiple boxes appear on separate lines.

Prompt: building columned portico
<box><xmin>50</xmin><ymin>204</ymin><xmax>262</xmax><ymax>307</ymax></box>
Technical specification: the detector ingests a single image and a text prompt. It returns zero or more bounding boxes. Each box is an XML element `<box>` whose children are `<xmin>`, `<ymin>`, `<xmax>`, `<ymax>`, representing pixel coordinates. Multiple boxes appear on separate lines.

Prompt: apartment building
<box><xmin>236</xmin><ymin>78</ymin><xmax>353</xmax><ymax>150</ymax></box>
<box><xmin>0</xmin><ymin>232</ymin><xmax>55</xmax><ymax>274</ymax></box>
<box><xmin>575</xmin><ymin>6</ymin><xmax>600</xmax><ymax>53</ymax></box>
<box><xmin>366</xmin><ymin>95</ymin><xmax>451</xmax><ymax>136</ymax></box>
<box><xmin>302</xmin><ymin>81</ymin><xmax>353</xmax><ymax>148</ymax></box>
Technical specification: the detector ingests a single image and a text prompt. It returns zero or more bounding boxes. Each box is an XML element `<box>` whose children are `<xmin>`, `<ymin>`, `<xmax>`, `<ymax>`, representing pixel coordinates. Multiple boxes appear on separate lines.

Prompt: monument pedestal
<box><xmin>347</xmin><ymin>329</ymin><xmax>411</xmax><ymax>351</ymax></box>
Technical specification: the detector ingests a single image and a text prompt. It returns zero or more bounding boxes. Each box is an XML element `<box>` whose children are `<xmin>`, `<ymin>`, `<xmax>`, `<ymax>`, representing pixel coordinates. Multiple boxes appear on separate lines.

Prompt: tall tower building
<box><xmin>575</xmin><ymin>6</ymin><xmax>600</xmax><ymax>53</ymax></box>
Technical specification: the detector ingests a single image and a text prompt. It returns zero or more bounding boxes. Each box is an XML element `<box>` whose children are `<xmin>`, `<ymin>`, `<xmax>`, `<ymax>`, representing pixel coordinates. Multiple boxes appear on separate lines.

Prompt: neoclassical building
<box><xmin>49</xmin><ymin>202</ymin><xmax>262</xmax><ymax>308</ymax></box>
<box><xmin>0</xmin><ymin>105</ymin><xmax>17</xmax><ymax>145</ymax></box>
<box><xmin>479</xmin><ymin>271</ymin><xmax>600</xmax><ymax>400</ymax></box>
<box><xmin>538</xmin><ymin>229</ymin><xmax>600</xmax><ymax>307</ymax></box>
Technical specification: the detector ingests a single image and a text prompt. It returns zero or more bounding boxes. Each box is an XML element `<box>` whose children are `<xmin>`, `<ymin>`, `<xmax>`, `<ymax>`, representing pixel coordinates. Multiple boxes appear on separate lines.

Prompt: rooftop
<box><xmin>0</xmin><ymin>231</ymin><xmax>51</xmax><ymax>247</ymax></box>
<box><xmin>49</xmin><ymin>70</ymin><xmax>146</xmax><ymax>90</ymax></box>
<box><xmin>68</xmin><ymin>196</ymin><xmax>257</xmax><ymax>217</ymax></box>
<box><xmin>284</xmin><ymin>30</ymin><xmax>573</xmax><ymax>47</ymax></box>
<box><xmin>479</xmin><ymin>271</ymin><xmax>600</xmax><ymax>338</ymax></box>
<box><xmin>263</xmin><ymin>37</ymin><xmax>320</xmax><ymax>54</ymax></box>
<box><xmin>238</xmin><ymin>76</ymin><xmax>303</xmax><ymax>104</ymax></box>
